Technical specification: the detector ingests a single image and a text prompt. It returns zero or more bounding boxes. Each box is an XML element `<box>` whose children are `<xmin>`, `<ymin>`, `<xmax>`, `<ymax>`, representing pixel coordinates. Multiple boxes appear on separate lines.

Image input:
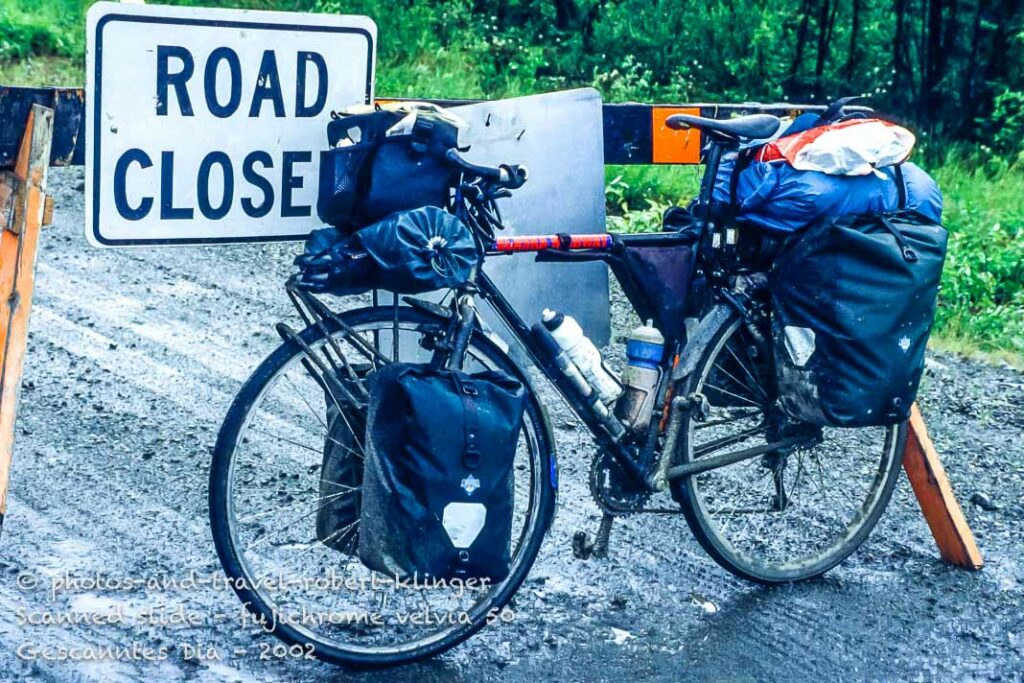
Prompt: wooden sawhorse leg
<box><xmin>903</xmin><ymin>403</ymin><xmax>984</xmax><ymax>570</ymax></box>
<box><xmin>0</xmin><ymin>103</ymin><xmax>54</xmax><ymax>539</ymax></box>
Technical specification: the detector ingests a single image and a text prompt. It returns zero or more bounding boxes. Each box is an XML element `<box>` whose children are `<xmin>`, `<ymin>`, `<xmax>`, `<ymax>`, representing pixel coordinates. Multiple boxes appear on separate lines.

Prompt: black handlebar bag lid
<box><xmin>358</xmin><ymin>362</ymin><xmax>526</xmax><ymax>581</ymax></box>
<box><xmin>770</xmin><ymin>210</ymin><xmax>947</xmax><ymax>427</ymax></box>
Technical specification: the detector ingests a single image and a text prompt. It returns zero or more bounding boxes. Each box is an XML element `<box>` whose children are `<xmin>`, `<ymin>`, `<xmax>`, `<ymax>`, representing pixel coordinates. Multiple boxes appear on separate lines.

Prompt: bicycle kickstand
<box><xmin>572</xmin><ymin>513</ymin><xmax>615</xmax><ymax>560</ymax></box>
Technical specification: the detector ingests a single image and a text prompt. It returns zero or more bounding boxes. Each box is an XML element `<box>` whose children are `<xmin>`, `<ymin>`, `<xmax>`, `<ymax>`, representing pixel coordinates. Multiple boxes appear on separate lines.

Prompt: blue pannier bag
<box><xmin>358</xmin><ymin>362</ymin><xmax>525</xmax><ymax>581</ymax></box>
<box><xmin>712</xmin><ymin>158</ymin><xmax>942</xmax><ymax>234</ymax></box>
<box><xmin>770</xmin><ymin>209</ymin><xmax>948</xmax><ymax>427</ymax></box>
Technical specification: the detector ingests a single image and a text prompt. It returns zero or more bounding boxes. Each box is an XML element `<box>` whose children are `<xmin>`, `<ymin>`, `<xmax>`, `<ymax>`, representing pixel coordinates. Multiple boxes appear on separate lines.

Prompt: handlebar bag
<box><xmin>770</xmin><ymin>210</ymin><xmax>947</xmax><ymax>427</ymax></box>
<box><xmin>318</xmin><ymin>108</ymin><xmax>460</xmax><ymax>232</ymax></box>
<box><xmin>295</xmin><ymin>206</ymin><xmax>478</xmax><ymax>295</ymax></box>
<box><xmin>358</xmin><ymin>362</ymin><xmax>526</xmax><ymax>581</ymax></box>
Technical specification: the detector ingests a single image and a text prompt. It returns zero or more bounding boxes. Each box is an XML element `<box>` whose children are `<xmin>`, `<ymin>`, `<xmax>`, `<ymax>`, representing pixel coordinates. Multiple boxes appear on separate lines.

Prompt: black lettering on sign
<box><xmin>113</xmin><ymin>148</ymin><xmax>154</xmax><ymax>220</ymax></box>
<box><xmin>156</xmin><ymin>46</ymin><xmax>195</xmax><ymax>117</ymax></box>
<box><xmin>296</xmin><ymin>51</ymin><xmax>328</xmax><ymax>118</ymax></box>
<box><xmin>281</xmin><ymin>151</ymin><xmax>312</xmax><ymax>218</ymax></box>
<box><xmin>241</xmin><ymin>151</ymin><xmax>275</xmax><ymax>218</ymax></box>
<box><xmin>197</xmin><ymin>151</ymin><xmax>234</xmax><ymax>220</ymax></box>
<box><xmin>204</xmin><ymin>47</ymin><xmax>243</xmax><ymax>118</ymax></box>
<box><xmin>249</xmin><ymin>50</ymin><xmax>286</xmax><ymax>118</ymax></box>
<box><xmin>159</xmin><ymin>151</ymin><xmax>193</xmax><ymax>220</ymax></box>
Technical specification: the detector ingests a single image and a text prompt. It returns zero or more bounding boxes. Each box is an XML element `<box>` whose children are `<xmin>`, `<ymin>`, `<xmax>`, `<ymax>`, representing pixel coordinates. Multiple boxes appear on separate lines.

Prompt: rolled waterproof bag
<box><xmin>294</xmin><ymin>206</ymin><xmax>478</xmax><ymax>295</ymax></box>
<box><xmin>770</xmin><ymin>210</ymin><xmax>948</xmax><ymax>427</ymax></box>
<box><xmin>358</xmin><ymin>362</ymin><xmax>526</xmax><ymax>581</ymax></box>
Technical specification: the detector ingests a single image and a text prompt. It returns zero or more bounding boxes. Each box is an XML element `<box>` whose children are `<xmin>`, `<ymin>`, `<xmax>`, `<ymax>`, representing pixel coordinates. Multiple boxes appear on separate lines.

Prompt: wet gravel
<box><xmin>0</xmin><ymin>167</ymin><xmax>1022</xmax><ymax>682</ymax></box>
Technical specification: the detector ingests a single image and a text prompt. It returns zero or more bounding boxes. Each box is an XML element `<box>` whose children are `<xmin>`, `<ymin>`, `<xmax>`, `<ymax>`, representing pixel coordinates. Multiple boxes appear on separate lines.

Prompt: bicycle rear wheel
<box><xmin>209</xmin><ymin>305</ymin><xmax>555</xmax><ymax>667</ymax></box>
<box><xmin>672</xmin><ymin>313</ymin><xmax>906</xmax><ymax>584</ymax></box>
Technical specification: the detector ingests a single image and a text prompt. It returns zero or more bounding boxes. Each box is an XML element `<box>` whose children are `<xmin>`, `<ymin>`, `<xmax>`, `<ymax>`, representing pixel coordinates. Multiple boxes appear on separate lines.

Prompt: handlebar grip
<box><xmin>499</xmin><ymin>164</ymin><xmax>529</xmax><ymax>189</ymax></box>
<box><xmin>444</xmin><ymin>148</ymin><xmax>528</xmax><ymax>188</ymax></box>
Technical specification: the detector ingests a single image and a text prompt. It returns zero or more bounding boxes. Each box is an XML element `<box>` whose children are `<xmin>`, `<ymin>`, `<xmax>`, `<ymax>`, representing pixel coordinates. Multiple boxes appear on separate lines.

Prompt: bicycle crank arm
<box><xmin>665</xmin><ymin>435</ymin><xmax>811</xmax><ymax>480</ymax></box>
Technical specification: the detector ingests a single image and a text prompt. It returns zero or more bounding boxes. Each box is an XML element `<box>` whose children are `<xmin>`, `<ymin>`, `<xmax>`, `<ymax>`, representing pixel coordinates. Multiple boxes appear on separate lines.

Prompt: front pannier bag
<box><xmin>359</xmin><ymin>363</ymin><xmax>526</xmax><ymax>581</ymax></box>
<box><xmin>770</xmin><ymin>210</ymin><xmax>948</xmax><ymax>427</ymax></box>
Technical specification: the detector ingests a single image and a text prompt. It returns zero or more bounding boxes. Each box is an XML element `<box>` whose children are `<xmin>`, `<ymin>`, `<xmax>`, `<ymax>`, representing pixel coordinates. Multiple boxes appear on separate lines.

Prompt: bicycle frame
<box><xmin>437</xmin><ymin>230</ymin><xmax>701</xmax><ymax>490</ymax></box>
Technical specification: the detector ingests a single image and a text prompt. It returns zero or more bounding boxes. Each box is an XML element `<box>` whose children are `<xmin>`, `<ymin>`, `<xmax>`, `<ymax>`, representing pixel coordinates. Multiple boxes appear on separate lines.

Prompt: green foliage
<box><xmin>0</xmin><ymin>0</ymin><xmax>84</xmax><ymax>61</ymax></box>
<box><xmin>0</xmin><ymin>0</ymin><xmax>1021</xmax><ymax>356</ymax></box>
<box><xmin>990</xmin><ymin>90</ymin><xmax>1024</xmax><ymax>163</ymax></box>
<box><xmin>931</xmin><ymin>160</ymin><xmax>1024</xmax><ymax>355</ymax></box>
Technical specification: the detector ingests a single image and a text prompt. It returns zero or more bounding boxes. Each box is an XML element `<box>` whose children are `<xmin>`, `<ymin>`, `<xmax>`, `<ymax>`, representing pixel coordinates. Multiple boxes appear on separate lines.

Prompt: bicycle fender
<box><xmin>671</xmin><ymin>304</ymin><xmax>736</xmax><ymax>383</ymax></box>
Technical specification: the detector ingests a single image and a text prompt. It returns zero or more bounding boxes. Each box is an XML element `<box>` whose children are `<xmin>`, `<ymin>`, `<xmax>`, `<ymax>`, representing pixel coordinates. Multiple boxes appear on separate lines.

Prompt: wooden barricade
<box><xmin>0</xmin><ymin>104</ymin><xmax>53</xmax><ymax>537</ymax></box>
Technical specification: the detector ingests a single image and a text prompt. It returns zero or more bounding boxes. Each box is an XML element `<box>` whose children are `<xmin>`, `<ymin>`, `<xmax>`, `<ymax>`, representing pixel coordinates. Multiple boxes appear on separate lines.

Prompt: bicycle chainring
<box><xmin>589</xmin><ymin>450</ymin><xmax>651</xmax><ymax>515</ymax></box>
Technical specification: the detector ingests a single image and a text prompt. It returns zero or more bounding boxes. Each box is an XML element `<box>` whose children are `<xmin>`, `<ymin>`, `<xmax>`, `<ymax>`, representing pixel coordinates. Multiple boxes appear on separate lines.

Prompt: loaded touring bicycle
<box><xmin>209</xmin><ymin>100</ymin><xmax>946</xmax><ymax>666</ymax></box>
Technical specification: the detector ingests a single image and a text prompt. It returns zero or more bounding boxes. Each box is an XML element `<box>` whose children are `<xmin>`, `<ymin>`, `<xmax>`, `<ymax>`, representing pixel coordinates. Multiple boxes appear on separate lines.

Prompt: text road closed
<box><xmin>86</xmin><ymin>2</ymin><xmax>376</xmax><ymax>246</ymax></box>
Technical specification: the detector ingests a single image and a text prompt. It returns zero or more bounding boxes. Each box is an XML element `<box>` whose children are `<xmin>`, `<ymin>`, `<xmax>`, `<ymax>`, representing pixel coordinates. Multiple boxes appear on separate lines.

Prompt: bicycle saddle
<box><xmin>666</xmin><ymin>113</ymin><xmax>781</xmax><ymax>141</ymax></box>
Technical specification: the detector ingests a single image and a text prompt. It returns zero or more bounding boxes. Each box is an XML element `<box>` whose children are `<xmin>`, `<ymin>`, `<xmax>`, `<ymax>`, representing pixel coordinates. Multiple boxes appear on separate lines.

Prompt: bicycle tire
<box><xmin>672</xmin><ymin>312</ymin><xmax>906</xmax><ymax>584</ymax></box>
<box><xmin>209</xmin><ymin>305</ymin><xmax>556</xmax><ymax>667</ymax></box>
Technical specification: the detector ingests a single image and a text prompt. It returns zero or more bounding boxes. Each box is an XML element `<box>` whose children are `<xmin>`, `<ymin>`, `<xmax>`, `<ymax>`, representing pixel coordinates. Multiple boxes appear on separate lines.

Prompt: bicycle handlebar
<box><xmin>443</xmin><ymin>148</ymin><xmax>529</xmax><ymax>189</ymax></box>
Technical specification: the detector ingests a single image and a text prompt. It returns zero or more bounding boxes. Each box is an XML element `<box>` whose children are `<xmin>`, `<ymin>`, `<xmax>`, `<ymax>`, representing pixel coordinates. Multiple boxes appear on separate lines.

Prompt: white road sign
<box><xmin>85</xmin><ymin>2</ymin><xmax>376</xmax><ymax>246</ymax></box>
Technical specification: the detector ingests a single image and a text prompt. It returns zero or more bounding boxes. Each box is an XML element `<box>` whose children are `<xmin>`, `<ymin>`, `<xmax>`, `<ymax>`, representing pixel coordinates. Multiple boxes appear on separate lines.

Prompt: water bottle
<box><xmin>615</xmin><ymin>320</ymin><xmax>665</xmax><ymax>433</ymax></box>
<box><xmin>529</xmin><ymin>322</ymin><xmax>625</xmax><ymax>440</ymax></box>
<box><xmin>541</xmin><ymin>309</ymin><xmax>622</xmax><ymax>405</ymax></box>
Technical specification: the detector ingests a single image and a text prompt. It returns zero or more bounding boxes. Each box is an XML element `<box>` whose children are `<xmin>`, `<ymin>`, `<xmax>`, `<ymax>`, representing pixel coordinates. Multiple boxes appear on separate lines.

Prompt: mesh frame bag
<box><xmin>317</xmin><ymin>108</ymin><xmax>459</xmax><ymax>232</ymax></box>
<box><xmin>358</xmin><ymin>362</ymin><xmax>526</xmax><ymax>582</ymax></box>
<box><xmin>770</xmin><ymin>209</ymin><xmax>948</xmax><ymax>427</ymax></box>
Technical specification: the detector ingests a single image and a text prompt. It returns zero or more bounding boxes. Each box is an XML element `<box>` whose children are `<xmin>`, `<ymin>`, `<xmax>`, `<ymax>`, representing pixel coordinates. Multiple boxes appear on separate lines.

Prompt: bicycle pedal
<box><xmin>572</xmin><ymin>515</ymin><xmax>614</xmax><ymax>561</ymax></box>
<box><xmin>572</xmin><ymin>530</ymin><xmax>594</xmax><ymax>560</ymax></box>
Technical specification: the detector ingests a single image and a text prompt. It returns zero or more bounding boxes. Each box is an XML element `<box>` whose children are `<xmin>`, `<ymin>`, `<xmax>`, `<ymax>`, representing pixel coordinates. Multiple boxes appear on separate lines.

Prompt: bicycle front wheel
<box><xmin>209</xmin><ymin>305</ymin><xmax>555</xmax><ymax>667</ymax></box>
<box><xmin>672</xmin><ymin>313</ymin><xmax>906</xmax><ymax>584</ymax></box>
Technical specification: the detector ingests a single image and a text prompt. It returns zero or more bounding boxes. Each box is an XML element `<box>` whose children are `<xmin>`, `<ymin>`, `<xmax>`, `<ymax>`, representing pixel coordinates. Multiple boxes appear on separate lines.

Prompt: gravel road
<box><xmin>0</xmin><ymin>167</ymin><xmax>1022</xmax><ymax>682</ymax></box>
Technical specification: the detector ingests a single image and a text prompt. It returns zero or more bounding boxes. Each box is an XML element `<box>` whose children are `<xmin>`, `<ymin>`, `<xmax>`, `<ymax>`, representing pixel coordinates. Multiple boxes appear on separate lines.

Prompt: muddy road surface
<box><xmin>1</xmin><ymin>168</ymin><xmax>1022</xmax><ymax>682</ymax></box>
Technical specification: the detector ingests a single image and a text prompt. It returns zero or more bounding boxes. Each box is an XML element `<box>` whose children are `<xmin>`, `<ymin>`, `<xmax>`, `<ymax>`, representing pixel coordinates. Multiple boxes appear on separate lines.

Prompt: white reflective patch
<box><xmin>442</xmin><ymin>503</ymin><xmax>487</xmax><ymax>549</ymax></box>
<box><xmin>898</xmin><ymin>336</ymin><xmax>911</xmax><ymax>352</ymax></box>
<box><xmin>784</xmin><ymin>326</ymin><xmax>816</xmax><ymax>367</ymax></box>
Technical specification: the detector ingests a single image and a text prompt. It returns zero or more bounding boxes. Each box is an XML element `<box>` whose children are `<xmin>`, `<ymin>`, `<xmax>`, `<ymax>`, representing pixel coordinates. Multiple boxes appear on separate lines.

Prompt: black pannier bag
<box><xmin>294</xmin><ymin>206</ymin><xmax>478</xmax><ymax>295</ymax></box>
<box><xmin>317</xmin><ymin>106</ymin><xmax>461</xmax><ymax>231</ymax></box>
<box><xmin>770</xmin><ymin>210</ymin><xmax>948</xmax><ymax>427</ymax></box>
<box><xmin>358</xmin><ymin>362</ymin><xmax>526</xmax><ymax>581</ymax></box>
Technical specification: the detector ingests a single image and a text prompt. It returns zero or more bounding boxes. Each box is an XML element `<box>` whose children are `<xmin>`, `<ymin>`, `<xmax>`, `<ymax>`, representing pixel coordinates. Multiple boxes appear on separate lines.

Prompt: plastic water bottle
<box><xmin>542</xmin><ymin>309</ymin><xmax>622</xmax><ymax>405</ymax></box>
<box><xmin>615</xmin><ymin>320</ymin><xmax>665</xmax><ymax>433</ymax></box>
<box><xmin>529</xmin><ymin>322</ymin><xmax>625</xmax><ymax>440</ymax></box>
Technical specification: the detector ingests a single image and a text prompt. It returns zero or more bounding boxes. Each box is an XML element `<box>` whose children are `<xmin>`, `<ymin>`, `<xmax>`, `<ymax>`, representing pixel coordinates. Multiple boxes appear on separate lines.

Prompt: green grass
<box><xmin>1</xmin><ymin>1</ymin><xmax>1022</xmax><ymax>363</ymax></box>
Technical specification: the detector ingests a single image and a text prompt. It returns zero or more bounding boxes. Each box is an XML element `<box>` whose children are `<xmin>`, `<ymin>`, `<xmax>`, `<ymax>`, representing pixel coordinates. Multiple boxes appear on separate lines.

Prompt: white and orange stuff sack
<box><xmin>755</xmin><ymin>118</ymin><xmax>916</xmax><ymax>177</ymax></box>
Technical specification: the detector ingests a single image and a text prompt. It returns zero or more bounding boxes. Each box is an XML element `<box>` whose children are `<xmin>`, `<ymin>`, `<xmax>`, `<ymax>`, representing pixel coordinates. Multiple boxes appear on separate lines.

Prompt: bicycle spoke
<box><xmin>703</xmin><ymin>381</ymin><xmax>763</xmax><ymax>408</ymax></box>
